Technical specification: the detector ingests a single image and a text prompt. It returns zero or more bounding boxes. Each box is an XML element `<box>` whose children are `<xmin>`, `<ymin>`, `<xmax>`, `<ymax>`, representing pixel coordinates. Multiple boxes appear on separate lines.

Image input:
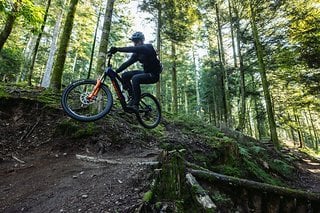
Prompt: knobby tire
<box><xmin>61</xmin><ymin>79</ymin><xmax>113</xmax><ymax>122</ymax></box>
<box><xmin>136</xmin><ymin>93</ymin><xmax>161</xmax><ymax>129</ymax></box>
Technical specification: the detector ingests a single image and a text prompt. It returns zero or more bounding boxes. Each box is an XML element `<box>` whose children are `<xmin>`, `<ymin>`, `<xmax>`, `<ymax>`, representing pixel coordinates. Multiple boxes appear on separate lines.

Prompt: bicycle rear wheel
<box><xmin>136</xmin><ymin>93</ymin><xmax>161</xmax><ymax>129</ymax></box>
<box><xmin>61</xmin><ymin>79</ymin><xmax>113</xmax><ymax>122</ymax></box>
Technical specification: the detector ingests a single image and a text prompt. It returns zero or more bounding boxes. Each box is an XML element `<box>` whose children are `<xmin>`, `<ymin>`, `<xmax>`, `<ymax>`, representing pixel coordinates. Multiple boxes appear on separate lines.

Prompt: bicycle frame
<box><xmin>89</xmin><ymin>54</ymin><xmax>127</xmax><ymax>109</ymax></box>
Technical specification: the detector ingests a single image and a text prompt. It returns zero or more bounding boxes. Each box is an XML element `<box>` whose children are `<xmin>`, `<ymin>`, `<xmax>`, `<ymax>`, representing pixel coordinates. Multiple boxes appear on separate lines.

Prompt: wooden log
<box><xmin>75</xmin><ymin>154</ymin><xmax>159</xmax><ymax>166</ymax></box>
<box><xmin>186</xmin><ymin>173</ymin><xmax>217</xmax><ymax>210</ymax></box>
<box><xmin>190</xmin><ymin>169</ymin><xmax>320</xmax><ymax>201</ymax></box>
<box><xmin>76</xmin><ymin>154</ymin><xmax>122</xmax><ymax>164</ymax></box>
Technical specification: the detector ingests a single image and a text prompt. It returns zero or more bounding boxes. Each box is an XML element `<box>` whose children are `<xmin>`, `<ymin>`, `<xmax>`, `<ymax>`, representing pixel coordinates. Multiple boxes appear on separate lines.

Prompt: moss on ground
<box><xmin>55</xmin><ymin>120</ymin><xmax>99</xmax><ymax>139</ymax></box>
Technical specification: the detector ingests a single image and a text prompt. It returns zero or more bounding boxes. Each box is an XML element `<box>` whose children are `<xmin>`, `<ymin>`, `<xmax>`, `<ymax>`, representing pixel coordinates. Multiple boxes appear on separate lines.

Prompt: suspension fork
<box><xmin>87</xmin><ymin>73</ymin><xmax>104</xmax><ymax>101</ymax></box>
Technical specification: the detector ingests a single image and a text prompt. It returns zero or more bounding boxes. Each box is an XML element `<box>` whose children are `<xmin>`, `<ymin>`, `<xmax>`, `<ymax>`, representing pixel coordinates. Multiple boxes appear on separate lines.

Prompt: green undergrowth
<box><xmin>167</xmin><ymin>113</ymin><xmax>222</xmax><ymax>138</ymax></box>
<box><xmin>299</xmin><ymin>147</ymin><xmax>320</xmax><ymax>159</ymax></box>
<box><xmin>0</xmin><ymin>83</ymin><xmax>9</xmax><ymax>97</ymax></box>
<box><xmin>147</xmin><ymin>115</ymin><xmax>302</xmax><ymax>210</ymax></box>
<box><xmin>162</xmin><ymin>113</ymin><xmax>296</xmax><ymax>186</ymax></box>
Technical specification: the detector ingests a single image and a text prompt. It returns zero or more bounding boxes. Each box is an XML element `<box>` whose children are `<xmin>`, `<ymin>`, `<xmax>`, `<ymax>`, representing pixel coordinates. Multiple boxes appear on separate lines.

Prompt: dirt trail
<box><xmin>293</xmin><ymin>151</ymin><xmax>320</xmax><ymax>193</ymax></box>
<box><xmin>0</xmin><ymin>98</ymin><xmax>161</xmax><ymax>212</ymax></box>
<box><xmin>0</xmin><ymin>146</ymin><xmax>160</xmax><ymax>212</ymax></box>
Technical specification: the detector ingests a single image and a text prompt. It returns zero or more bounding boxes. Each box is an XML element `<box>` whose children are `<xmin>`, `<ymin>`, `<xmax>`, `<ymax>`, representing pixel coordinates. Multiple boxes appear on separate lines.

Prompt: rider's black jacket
<box><xmin>115</xmin><ymin>44</ymin><xmax>162</xmax><ymax>75</ymax></box>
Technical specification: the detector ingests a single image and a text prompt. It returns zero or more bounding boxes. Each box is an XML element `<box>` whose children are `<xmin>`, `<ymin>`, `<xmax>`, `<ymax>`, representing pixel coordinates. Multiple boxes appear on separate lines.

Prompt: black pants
<box><xmin>122</xmin><ymin>70</ymin><xmax>159</xmax><ymax>105</ymax></box>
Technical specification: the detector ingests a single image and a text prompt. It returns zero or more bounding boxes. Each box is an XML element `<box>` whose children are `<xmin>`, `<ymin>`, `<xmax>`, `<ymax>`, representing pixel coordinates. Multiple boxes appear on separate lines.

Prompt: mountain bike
<box><xmin>61</xmin><ymin>53</ymin><xmax>161</xmax><ymax>129</ymax></box>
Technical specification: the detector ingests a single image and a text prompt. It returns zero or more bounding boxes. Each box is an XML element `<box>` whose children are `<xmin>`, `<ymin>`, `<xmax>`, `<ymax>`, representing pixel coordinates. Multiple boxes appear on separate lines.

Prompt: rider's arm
<box><xmin>116</xmin><ymin>54</ymin><xmax>138</xmax><ymax>73</ymax></box>
<box><xmin>117</xmin><ymin>45</ymin><xmax>152</xmax><ymax>55</ymax></box>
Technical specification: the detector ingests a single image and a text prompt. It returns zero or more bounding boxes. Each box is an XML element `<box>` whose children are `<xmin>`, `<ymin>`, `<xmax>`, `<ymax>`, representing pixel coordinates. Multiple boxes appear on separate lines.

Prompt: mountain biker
<box><xmin>108</xmin><ymin>32</ymin><xmax>162</xmax><ymax>111</ymax></box>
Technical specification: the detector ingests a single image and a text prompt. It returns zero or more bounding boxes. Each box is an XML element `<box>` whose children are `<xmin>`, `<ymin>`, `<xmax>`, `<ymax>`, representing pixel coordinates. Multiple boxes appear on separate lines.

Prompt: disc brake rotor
<box><xmin>80</xmin><ymin>92</ymin><xmax>95</xmax><ymax>105</ymax></box>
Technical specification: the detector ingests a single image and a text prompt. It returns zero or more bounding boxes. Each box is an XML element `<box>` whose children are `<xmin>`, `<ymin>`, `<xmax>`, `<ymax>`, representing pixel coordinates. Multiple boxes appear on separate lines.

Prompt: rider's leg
<box><xmin>130</xmin><ymin>73</ymin><xmax>159</xmax><ymax>107</ymax></box>
<box><xmin>122</xmin><ymin>71</ymin><xmax>143</xmax><ymax>97</ymax></box>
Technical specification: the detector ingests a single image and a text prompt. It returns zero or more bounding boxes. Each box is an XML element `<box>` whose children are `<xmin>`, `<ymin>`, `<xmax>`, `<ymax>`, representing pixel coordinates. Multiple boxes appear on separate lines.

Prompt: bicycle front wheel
<box><xmin>61</xmin><ymin>79</ymin><xmax>113</xmax><ymax>122</ymax></box>
<box><xmin>136</xmin><ymin>93</ymin><xmax>161</xmax><ymax>129</ymax></box>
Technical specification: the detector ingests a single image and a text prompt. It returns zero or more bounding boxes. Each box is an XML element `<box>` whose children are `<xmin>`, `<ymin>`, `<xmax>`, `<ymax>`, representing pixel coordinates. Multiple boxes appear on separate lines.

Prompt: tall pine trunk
<box><xmin>95</xmin><ymin>0</ymin><xmax>115</xmax><ymax>75</ymax></box>
<box><xmin>87</xmin><ymin>0</ymin><xmax>103</xmax><ymax>79</ymax></box>
<box><xmin>293</xmin><ymin>109</ymin><xmax>304</xmax><ymax>148</ymax></box>
<box><xmin>308</xmin><ymin>107</ymin><xmax>319</xmax><ymax>151</ymax></box>
<box><xmin>249</xmin><ymin>0</ymin><xmax>279</xmax><ymax>147</ymax></box>
<box><xmin>228</xmin><ymin>0</ymin><xmax>237</xmax><ymax>68</ymax></box>
<box><xmin>41</xmin><ymin>1</ymin><xmax>65</xmax><ymax>88</ymax></box>
<box><xmin>233</xmin><ymin>3</ymin><xmax>246</xmax><ymax>132</ymax></box>
<box><xmin>50</xmin><ymin>0</ymin><xmax>79</xmax><ymax>90</ymax></box>
<box><xmin>156</xmin><ymin>3</ymin><xmax>162</xmax><ymax>102</ymax></box>
<box><xmin>205</xmin><ymin>20</ymin><xmax>218</xmax><ymax>125</ymax></box>
<box><xmin>18</xmin><ymin>34</ymin><xmax>37</xmax><ymax>82</ymax></box>
<box><xmin>251</xmin><ymin>74</ymin><xmax>268</xmax><ymax>140</ymax></box>
<box><xmin>184</xmin><ymin>89</ymin><xmax>188</xmax><ymax>114</ymax></box>
<box><xmin>215</xmin><ymin>3</ymin><xmax>231</xmax><ymax>127</ymax></box>
<box><xmin>171</xmin><ymin>41</ymin><xmax>178</xmax><ymax>114</ymax></box>
<box><xmin>193</xmin><ymin>50</ymin><xmax>201</xmax><ymax>117</ymax></box>
<box><xmin>27</xmin><ymin>0</ymin><xmax>52</xmax><ymax>86</ymax></box>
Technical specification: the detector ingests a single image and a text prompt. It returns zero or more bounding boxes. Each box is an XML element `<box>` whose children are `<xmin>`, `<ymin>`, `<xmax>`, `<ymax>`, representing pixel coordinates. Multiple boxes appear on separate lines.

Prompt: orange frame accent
<box><xmin>111</xmin><ymin>80</ymin><xmax>122</xmax><ymax>99</ymax></box>
<box><xmin>87</xmin><ymin>79</ymin><xmax>101</xmax><ymax>100</ymax></box>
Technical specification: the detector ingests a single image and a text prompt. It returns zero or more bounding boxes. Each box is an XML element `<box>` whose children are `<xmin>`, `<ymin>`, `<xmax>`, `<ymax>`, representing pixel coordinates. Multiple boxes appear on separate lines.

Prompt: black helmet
<box><xmin>130</xmin><ymin>32</ymin><xmax>145</xmax><ymax>42</ymax></box>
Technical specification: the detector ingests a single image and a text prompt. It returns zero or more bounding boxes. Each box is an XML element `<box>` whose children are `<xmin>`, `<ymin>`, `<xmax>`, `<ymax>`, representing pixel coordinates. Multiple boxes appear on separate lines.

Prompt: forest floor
<box><xmin>0</xmin><ymin>96</ymin><xmax>320</xmax><ymax>212</ymax></box>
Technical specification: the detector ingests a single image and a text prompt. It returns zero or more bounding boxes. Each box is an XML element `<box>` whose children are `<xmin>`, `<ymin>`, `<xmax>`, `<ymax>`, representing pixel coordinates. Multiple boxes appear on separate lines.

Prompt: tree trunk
<box><xmin>72</xmin><ymin>51</ymin><xmax>78</xmax><ymax>74</ymax></box>
<box><xmin>27</xmin><ymin>0</ymin><xmax>52</xmax><ymax>86</ymax></box>
<box><xmin>249</xmin><ymin>0</ymin><xmax>279</xmax><ymax>147</ymax></box>
<box><xmin>294</xmin><ymin>109</ymin><xmax>304</xmax><ymax>148</ymax></box>
<box><xmin>95</xmin><ymin>0</ymin><xmax>115</xmax><ymax>75</ymax></box>
<box><xmin>246</xmin><ymin>104</ymin><xmax>253</xmax><ymax>136</ymax></box>
<box><xmin>228</xmin><ymin>0</ymin><xmax>237</xmax><ymax>68</ymax></box>
<box><xmin>184</xmin><ymin>89</ymin><xmax>188</xmax><ymax>114</ymax></box>
<box><xmin>0</xmin><ymin>1</ymin><xmax>19</xmax><ymax>52</ymax></box>
<box><xmin>303</xmin><ymin>110</ymin><xmax>314</xmax><ymax>146</ymax></box>
<box><xmin>165</xmin><ymin>80</ymin><xmax>169</xmax><ymax>112</ymax></box>
<box><xmin>41</xmin><ymin>1</ymin><xmax>65</xmax><ymax>88</ymax></box>
<box><xmin>215</xmin><ymin>3</ymin><xmax>231</xmax><ymax>126</ymax></box>
<box><xmin>156</xmin><ymin>4</ymin><xmax>162</xmax><ymax>102</ymax></box>
<box><xmin>193</xmin><ymin>49</ymin><xmax>201</xmax><ymax>117</ymax></box>
<box><xmin>18</xmin><ymin>34</ymin><xmax>37</xmax><ymax>83</ymax></box>
<box><xmin>87</xmin><ymin>0</ymin><xmax>103</xmax><ymax>79</ymax></box>
<box><xmin>288</xmin><ymin>112</ymin><xmax>298</xmax><ymax>146</ymax></box>
<box><xmin>50</xmin><ymin>0</ymin><xmax>79</xmax><ymax>90</ymax></box>
<box><xmin>190</xmin><ymin>169</ymin><xmax>320</xmax><ymax>201</ymax></box>
<box><xmin>251</xmin><ymin>75</ymin><xmax>268</xmax><ymax>140</ymax></box>
<box><xmin>234</xmin><ymin>4</ymin><xmax>246</xmax><ymax>132</ymax></box>
<box><xmin>308</xmin><ymin>107</ymin><xmax>319</xmax><ymax>151</ymax></box>
<box><xmin>171</xmin><ymin>41</ymin><xmax>178</xmax><ymax>114</ymax></box>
